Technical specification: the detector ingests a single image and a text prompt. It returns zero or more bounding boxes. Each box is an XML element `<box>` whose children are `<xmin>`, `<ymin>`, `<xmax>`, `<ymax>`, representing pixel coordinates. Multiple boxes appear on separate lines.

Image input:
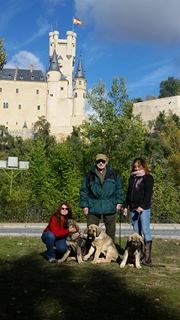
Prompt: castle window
<box><xmin>18</xmin><ymin>105</ymin><xmax>22</xmax><ymax>110</ymax></box>
<box><xmin>50</xmin><ymin>94</ymin><xmax>53</xmax><ymax>97</ymax></box>
<box><xmin>3</xmin><ymin>102</ymin><xmax>8</xmax><ymax>109</ymax></box>
<box><xmin>0</xmin><ymin>88</ymin><xmax>2</xmax><ymax>92</ymax></box>
<box><xmin>74</xmin><ymin>93</ymin><xmax>77</xmax><ymax>97</ymax></box>
<box><xmin>36</xmin><ymin>89</ymin><xmax>39</xmax><ymax>94</ymax></box>
<box><xmin>6</xmin><ymin>122</ymin><xmax>8</xmax><ymax>125</ymax></box>
<box><xmin>79</xmin><ymin>81</ymin><xmax>81</xmax><ymax>85</ymax></box>
<box><xmin>16</xmin><ymin>122</ymin><xmax>18</xmax><ymax>125</ymax></box>
<box><xmin>61</xmin><ymin>87</ymin><xmax>64</xmax><ymax>91</ymax></box>
<box><xmin>83</xmin><ymin>93</ymin><xmax>86</xmax><ymax>98</ymax></box>
<box><xmin>37</xmin><ymin>105</ymin><xmax>40</xmax><ymax>110</ymax></box>
<box><xmin>16</xmin><ymin>88</ymin><xmax>19</xmax><ymax>93</ymax></box>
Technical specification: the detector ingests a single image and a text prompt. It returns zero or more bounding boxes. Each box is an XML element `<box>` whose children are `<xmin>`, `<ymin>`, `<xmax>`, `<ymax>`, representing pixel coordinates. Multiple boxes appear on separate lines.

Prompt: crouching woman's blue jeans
<box><xmin>41</xmin><ymin>231</ymin><xmax>68</xmax><ymax>260</ymax></box>
<box><xmin>131</xmin><ymin>209</ymin><xmax>152</xmax><ymax>242</ymax></box>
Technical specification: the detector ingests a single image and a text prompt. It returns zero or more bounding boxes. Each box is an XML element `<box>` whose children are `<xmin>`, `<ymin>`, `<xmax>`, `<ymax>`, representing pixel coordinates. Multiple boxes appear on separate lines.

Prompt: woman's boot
<box><xmin>142</xmin><ymin>240</ymin><xmax>152</xmax><ymax>266</ymax></box>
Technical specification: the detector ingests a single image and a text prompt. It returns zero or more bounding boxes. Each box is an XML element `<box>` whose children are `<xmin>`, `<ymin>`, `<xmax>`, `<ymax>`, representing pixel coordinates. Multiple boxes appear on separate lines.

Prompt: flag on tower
<box><xmin>73</xmin><ymin>17</ymin><xmax>82</xmax><ymax>25</ymax></box>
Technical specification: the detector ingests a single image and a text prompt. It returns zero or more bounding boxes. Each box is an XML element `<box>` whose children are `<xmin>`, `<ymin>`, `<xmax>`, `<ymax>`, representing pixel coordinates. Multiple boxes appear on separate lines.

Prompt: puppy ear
<box><xmin>96</xmin><ymin>226</ymin><xmax>101</xmax><ymax>237</ymax></box>
<box><xmin>138</xmin><ymin>235</ymin><xmax>143</xmax><ymax>243</ymax></box>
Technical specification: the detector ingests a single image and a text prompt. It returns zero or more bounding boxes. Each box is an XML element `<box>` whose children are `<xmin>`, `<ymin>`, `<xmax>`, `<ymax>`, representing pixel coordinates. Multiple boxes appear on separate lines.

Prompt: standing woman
<box><xmin>41</xmin><ymin>202</ymin><xmax>78</xmax><ymax>263</ymax></box>
<box><xmin>124</xmin><ymin>158</ymin><xmax>154</xmax><ymax>265</ymax></box>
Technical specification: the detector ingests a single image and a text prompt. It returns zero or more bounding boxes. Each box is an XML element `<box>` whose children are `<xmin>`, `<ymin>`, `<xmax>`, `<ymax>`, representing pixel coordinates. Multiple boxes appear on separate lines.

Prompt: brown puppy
<box><xmin>83</xmin><ymin>224</ymin><xmax>119</xmax><ymax>264</ymax></box>
<box><xmin>120</xmin><ymin>233</ymin><xmax>144</xmax><ymax>269</ymax></box>
<box><xmin>57</xmin><ymin>219</ymin><xmax>86</xmax><ymax>264</ymax></box>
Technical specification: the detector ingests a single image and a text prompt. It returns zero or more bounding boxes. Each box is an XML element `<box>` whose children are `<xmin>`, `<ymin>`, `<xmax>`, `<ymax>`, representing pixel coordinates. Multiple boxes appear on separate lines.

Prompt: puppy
<box><xmin>83</xmin><ymin>224</ymin><xmax>119</xmax><ymax>264</ymax></box>
<box><xmin>57</xmin><ymin>219</ymin><xmax>88</xmax><ymax>264</ymax></box>
<box><xmin>120</xmin><ymin>233</ymin><xmax>144</xmax><ymax>269</ymax></box>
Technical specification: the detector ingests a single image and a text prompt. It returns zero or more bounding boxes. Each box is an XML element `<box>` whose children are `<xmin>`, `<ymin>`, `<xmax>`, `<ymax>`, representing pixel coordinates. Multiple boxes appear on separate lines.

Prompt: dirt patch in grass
<box><xmin>0</xmin><ymin>237</ymin><xmax>179</xmax><ymax>320</ymax></box>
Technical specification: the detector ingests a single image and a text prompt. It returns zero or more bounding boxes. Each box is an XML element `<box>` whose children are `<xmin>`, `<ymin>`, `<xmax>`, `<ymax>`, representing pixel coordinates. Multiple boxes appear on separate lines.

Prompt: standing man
<box><xmin>80</xmin><ymin>153</ymin><xmax>124</xmax><ymax>242</ymax></box>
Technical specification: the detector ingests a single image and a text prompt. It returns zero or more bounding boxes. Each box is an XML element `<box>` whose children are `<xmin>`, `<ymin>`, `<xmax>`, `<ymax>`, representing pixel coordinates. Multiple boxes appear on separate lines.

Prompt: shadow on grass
<box><xmin>0</xmin><ymin>252</ymin><xmax>179</xmax><ymax>320</ymax></box>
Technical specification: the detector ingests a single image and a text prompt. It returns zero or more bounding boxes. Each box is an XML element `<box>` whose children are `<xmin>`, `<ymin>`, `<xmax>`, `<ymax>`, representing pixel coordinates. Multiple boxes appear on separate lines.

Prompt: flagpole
<box><xmin>72</xmin><ymin>17</ymin><xmax>74</xmax><ymax>32</ymax></box>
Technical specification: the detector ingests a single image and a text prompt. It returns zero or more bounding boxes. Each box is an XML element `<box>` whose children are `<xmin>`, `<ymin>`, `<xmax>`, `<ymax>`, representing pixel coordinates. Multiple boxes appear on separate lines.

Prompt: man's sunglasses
<box><xmin>96</xmin><ymin>159</ymin><xmax>106</xmax><ymax>164</ymax></box>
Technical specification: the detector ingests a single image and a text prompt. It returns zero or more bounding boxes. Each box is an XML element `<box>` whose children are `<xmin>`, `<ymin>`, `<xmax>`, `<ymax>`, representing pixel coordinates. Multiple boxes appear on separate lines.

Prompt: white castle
<box><xmin>0</xmin><ymin>30</ymin><xmax>87</xmax><ymax>141</ymax></box>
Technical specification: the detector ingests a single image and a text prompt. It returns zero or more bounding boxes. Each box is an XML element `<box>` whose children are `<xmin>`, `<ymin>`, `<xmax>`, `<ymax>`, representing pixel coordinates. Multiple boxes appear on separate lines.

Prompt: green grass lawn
<box><xmin>0</xmin><ymin>236</ymin><xmax>180</xmax><ymax>320</ymax></box>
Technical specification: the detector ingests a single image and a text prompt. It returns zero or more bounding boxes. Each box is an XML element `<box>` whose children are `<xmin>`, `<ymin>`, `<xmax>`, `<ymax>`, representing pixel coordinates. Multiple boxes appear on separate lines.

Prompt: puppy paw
<box><xmin>120</xmin><ymin>262</ymin><xmax>126</xmax><ymax>268</ymax></box>
<box><xmin>77</xmin><ymin>259</ymin><xmax>84</xmax><ymax>264</ymax></box>
<box><xmin>57</xmin><ymin>259</ymin><xmax>64</xmax><ymax>264</ymax></box>
<box><xmin>83</xmin><ymin>255</ymin><xmax>89</xmax><ymax>261</ymax></box>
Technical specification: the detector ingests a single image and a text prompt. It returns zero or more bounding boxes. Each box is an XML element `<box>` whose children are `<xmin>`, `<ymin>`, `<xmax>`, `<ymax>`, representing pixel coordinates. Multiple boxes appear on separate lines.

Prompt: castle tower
<box><xmin>73</xmin><ymin>58</ymin><xmax>86</xmax><ymax>118</ymax></box>
<box><xmin>48</xmin><ymin>30</ymin><xmax>76</xmax><ymax>98</ymax></box>
<box><xmin>46</xmin><ymin>49</ymin><xmax>61</xmax><ymax>131</ymax></box>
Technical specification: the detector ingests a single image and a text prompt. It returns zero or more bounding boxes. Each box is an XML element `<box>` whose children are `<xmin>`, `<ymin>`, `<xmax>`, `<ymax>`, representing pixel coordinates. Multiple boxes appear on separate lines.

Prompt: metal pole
<box><xmin>119</xmin><ymin>210</ymin><xmax>122</xmax><ymax>248</ymax></box>
<box><xmin>10</xmin><ymin>170</ymin><xmax>13</xmax><ymax>196</ymax></box>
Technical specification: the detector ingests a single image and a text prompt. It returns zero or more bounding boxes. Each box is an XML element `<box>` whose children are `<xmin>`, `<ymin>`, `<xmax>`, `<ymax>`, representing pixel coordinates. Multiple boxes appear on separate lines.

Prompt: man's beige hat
<box><xmin>95</xmin><ymin>153</ymin><xmax>109</xmax><ymax>162</ymax></box>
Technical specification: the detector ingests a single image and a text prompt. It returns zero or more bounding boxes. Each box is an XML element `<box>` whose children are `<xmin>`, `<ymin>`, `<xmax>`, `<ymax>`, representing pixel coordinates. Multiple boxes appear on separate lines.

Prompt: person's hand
<box><xmin>82</xmin><ymin>207</ymin><xmax>89</xmax><ymax>216</ymax></box>
<box><xmin>123</xmin><ymin>208</ymin><xmax>128</xmax><ymax>217</ymax></box>
<box><xmin>69</xmin><ymin>226</ymin><xmax>77</xmax><ymax>233</ymax></box>
<box><xmin>116</xmin><ymin>204</ymin><xmax>123</xmax><ymax>211</ymax></box>
<box><xmin>136</xmin><ymin>206</ymin><xmax>144</xmax><ymax>213</ymax></box>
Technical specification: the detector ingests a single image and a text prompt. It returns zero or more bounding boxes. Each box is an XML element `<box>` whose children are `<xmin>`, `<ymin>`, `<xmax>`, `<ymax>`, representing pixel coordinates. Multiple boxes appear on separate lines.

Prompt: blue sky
<box><xmin>1</xmin><ymin>0</ymin><xmax>180</xmax><ymax>99</ymax></box>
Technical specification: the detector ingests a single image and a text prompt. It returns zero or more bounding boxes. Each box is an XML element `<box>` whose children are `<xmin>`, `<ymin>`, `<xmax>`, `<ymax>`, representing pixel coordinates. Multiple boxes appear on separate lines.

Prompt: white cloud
<box><xmin>6</xmin><ymin>51</ymin><xmax>45</xmax><ymax>70</ymax></box>
<box><xmin>74</xmin><ymin>0</ymin><xmax>180</xmax><ymax>44</ymax></box>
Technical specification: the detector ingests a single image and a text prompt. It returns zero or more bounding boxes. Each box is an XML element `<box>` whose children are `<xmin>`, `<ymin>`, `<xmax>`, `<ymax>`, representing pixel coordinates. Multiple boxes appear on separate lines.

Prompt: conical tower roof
<box><xmin>74</xmin><ymin>58</ymin><xmax>85</xmax><ymax>79</ymax></box>
<box><xmin>48</xmin><ymin>49</ymin><xmax>59</xmax><ymax>71</ymax></box>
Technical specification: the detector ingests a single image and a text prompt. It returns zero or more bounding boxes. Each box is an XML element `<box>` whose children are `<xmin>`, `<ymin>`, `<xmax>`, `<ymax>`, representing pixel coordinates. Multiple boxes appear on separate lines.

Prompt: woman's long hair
<box><xmin>55</xmin><ymin>201</ymin><xmax>73</xmax><ymax>226</ymax></box>
<box><xmin>131</xmin><ymin>157</ymin><xmax>150</xmax><ymax>174</ymax></box>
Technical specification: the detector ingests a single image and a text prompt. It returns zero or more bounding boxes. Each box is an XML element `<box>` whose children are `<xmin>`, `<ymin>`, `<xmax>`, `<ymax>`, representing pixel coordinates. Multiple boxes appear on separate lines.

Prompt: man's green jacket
<box><xmin>80</xmin><ymin>165</ymin><xmax>124</xmax><ymax>215</ymax></box>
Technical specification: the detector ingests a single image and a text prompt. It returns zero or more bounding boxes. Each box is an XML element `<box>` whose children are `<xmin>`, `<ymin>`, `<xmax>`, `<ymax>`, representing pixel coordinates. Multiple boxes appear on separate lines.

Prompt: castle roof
<box><xmin>48</xmin><ymin>50</ymin><xmax>59</xmax><ymax>72</ymax></box>
<box><xmin>74</xmin><ymin>58</ymin><xmax>85</xmax><ymax>79</ymax></box>
<box><xmin>0</xmin><ymin>68</ymin><xmax>46</xmax><ymax>82</ymax></box>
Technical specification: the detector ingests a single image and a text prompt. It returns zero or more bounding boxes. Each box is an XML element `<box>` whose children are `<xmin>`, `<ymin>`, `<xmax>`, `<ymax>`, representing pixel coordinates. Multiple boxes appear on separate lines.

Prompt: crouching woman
<box><xmin>41</xmin><ymin>202</ymin><xmax>78</xmax><ymax>263</ymax></box>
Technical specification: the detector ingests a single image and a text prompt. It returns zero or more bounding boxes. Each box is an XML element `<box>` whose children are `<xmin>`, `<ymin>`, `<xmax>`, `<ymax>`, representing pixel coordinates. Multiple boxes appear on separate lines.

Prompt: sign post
<box><xmin>0</xmin><ymin>157</ymin><xmax>29</xmax><ymax>195</ymax></box>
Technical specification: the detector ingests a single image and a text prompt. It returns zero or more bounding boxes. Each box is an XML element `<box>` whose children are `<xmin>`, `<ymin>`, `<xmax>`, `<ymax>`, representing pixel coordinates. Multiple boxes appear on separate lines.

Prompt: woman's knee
<box><xmin>42</xmin><ymin>231</ymin><xmax>55</xmax><ymax>244</ymax></box>
<box><xmin>55</xmin><ymin>239</ymin><xmax>67</xmax><ymax>254</ymax></box>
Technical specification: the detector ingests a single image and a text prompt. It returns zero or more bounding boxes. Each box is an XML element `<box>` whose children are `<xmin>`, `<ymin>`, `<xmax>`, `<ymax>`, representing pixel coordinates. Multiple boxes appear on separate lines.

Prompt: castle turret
<box><xmin>73</xmin><ymin>58</ymin><xmax>86</xmax><ymax>117</ymax></box>
<box><xmin>46</xmin><ymin>49</ymin><xmax>61</xmax><ymax>130</ymax></box>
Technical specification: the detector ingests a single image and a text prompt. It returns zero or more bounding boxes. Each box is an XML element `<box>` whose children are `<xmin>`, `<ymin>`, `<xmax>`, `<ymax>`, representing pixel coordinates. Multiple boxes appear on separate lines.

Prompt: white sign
<box><xmin>0</xmin><ymin>160</ymin><xmax>7</xmax><ymax>168</ymax></box>
<box><xmin>8</xmin><ymin>157</ymin><xmax>18</xmax><ymax>168</ymax></box>
<box><xmin>19</xmin><ymin>161</ymin><xmax>29</xmax><ymax>169</ymax></box>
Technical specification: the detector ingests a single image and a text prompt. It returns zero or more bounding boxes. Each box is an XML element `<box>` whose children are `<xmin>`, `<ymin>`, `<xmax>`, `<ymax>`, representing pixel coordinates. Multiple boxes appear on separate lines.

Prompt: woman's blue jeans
<box><xmin>131</xmin><ymin>209</ymin><xmax>152</xmax><ymax>242</ymax></box>
<box><xmin>41</xmin><ymin>231</ymin><xmax>68</xmax><ymax>260</ymax></box>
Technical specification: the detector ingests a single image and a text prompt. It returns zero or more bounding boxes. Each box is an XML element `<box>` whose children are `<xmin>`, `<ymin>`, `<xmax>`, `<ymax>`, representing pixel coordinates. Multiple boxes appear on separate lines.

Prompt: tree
<box><xmin>0</xmin><ymin>125</ymin><xmax>15</xmax><ymax>156</ymax></box>
<box><xmin>0</xmin><ymin>39</ymin><xmax>6</xmax><ymax>69</ymax></box>
<box><xmin>79</xmin><ymin>78</ymin><xmax>147</xmax><ymax>183</ymax></box>
<box><xmin>32</xmin><ymin>116</ymin><xmax>56</xmax><ymax>155</ymax></box>
<box><xmin>159</xmin><ymin>77</ymin><xmax>180</xmax><ymax>98</ymax></box>
<box><xmin>108</xmin><ymin>77</ymin><xmax>129</xmax><ymax>115</ymax></box>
